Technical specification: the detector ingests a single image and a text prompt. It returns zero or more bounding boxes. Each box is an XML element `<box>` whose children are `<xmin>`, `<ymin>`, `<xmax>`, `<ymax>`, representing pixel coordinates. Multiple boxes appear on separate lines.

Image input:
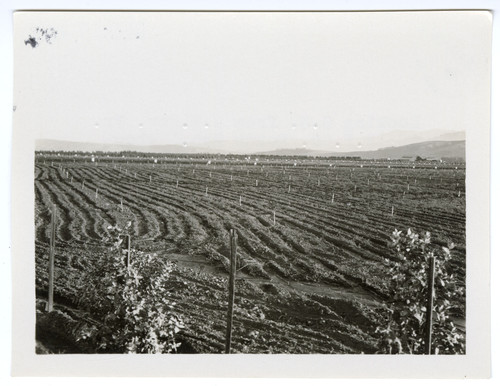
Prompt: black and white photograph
<box><xmin>9</xmin><ymin>6</ymin><xmax>493</xmax><ymax>378</ymax></box>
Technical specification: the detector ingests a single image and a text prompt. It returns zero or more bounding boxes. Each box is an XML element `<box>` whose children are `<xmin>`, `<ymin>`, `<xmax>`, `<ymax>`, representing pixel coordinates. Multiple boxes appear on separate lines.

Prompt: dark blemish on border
<box><xmin>13</xmin><ymin>105</ymin><xmax>17</xmax><ymax>112</ymax></box>
<box><xmin>25</xmin><ymin>27</ymin><xmax>58</xmax><ymax>48</ymax></box>
<box><xmin>24</xmin><ymin>36</ymin><xmax>38</xmax><ymax>48</ymax></box>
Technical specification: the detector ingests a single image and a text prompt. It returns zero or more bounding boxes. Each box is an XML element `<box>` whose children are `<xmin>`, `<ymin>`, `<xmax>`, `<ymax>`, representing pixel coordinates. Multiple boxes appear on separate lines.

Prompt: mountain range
<box><xmin>257</xmin><ymin>140</ymin><xmax>465</xmax><ymax>159</ymax></box>
<box><xmin>35</xmin><ymin>130</ymin><xmax>465</xmax><ymax>160</ymax></box>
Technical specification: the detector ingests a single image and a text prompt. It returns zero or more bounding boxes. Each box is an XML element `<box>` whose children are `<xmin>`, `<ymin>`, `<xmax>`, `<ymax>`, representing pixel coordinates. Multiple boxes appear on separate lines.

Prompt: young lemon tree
<box><xmin>376</xmin><ymin>228</ymin><xmax>465</xmax><ymax>354</ymax></box>
<box><xmin>77</xmin><ymin>223</ymin><xmax>184</xmax><ymax>353</ymax></box>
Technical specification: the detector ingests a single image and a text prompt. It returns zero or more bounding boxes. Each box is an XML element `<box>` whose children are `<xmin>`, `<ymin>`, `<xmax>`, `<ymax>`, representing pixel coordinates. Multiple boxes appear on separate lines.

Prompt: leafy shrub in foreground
<box><xmin>376</xmin><ymin>228</ymin><xmax>465</xmax><ymax>354</ymax></box>
<box><xmin>77</xmin><ymin>224</ymin><xmax>184</xmax><ymax>353</ymax></box>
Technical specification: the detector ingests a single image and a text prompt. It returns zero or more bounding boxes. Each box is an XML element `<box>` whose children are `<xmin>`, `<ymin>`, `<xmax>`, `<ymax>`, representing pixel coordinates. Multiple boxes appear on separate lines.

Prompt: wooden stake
<box><xmin>288</xmin><ymin>185</ymin><xmax>291</xmax><ymax>193</ymax></box>
<box><xmin>273</xmin><ymin>211</ymin><xmax>276</xmax><ymax>225</ymax></box>
<box><xmin>225</xmin><ymin>229</ymin><xmax>238</xmax><ymax>354</ymax></box>
<box><xmin>391</xmin><ymin>206</ymin><xmax>394</xmax><ymax>216</ymax></box>
<box><xmin>331</xmin><ymin>193</ymin><xmax>335</xmax><ymax>203</ymax></box>
<box><xmin>425</xmin><ymin>256</ymin><xmax>436</xmax><ymax>355</ymax></box>
<box><xmin>46</xmin><ymin>204</ymin><xmax>56</xmax><ymax>312</ymax></box>
<box><xmin>239</xmin><ymin>195</ymin><xmax>242</xmax><ymax>206</ymax></box>
<box><xmin>95</xmin><ymin>188</ymin><xmax>98</xmax><ymax>199</ymax></box>
<box><xmin>256</xmin><ymin>180</ymin><xmax>258</xmax><ymax>187</ymax></box>
<box><xmin>126</xmin><ymin>234</ymin><xmax>131</xmax><ymax>268</ymax></box>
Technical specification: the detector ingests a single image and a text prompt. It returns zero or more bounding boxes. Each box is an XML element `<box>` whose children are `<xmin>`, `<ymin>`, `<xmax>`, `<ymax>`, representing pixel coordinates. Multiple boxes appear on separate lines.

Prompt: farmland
<box><xmin>34</xmin><ymin>152</ymin><xmax>466</xmax><ymax>354</ymax></box>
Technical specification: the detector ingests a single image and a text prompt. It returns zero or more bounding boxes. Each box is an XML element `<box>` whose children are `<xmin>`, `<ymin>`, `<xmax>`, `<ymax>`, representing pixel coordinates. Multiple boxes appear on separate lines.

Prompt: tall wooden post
<box><xmin>425</xmin><ymin>256</ymin><xmax>436</xmax><ymax>354</ymax></box>
<box><xmin>47</xmin><ymin>204</ymin><xmax>56</xmax><ymax>312</ymax></box>
<box><xmin>225</xmin><ymin>229</ymin><xmax>238</xmax><ymax>354</ymax></box>
<box><xmin>126</xmin><ymin>234</ymin><xmax>131</xmax><ymax>268</ymax></box>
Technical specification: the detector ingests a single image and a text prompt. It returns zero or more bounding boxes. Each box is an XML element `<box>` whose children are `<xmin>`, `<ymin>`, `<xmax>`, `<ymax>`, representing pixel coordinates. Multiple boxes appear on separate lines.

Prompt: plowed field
<box><xmin>34</xmin><ymin>153</ymin><xmax>466</xmax><ymax>353</ymax></box>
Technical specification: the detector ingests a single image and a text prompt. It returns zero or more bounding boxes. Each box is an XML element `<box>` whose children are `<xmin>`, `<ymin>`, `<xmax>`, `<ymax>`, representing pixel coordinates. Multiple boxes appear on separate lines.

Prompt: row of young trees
<box><xmin>65</xmin><ymin>222</ymin><xmax>464</xmax><ymax>354</ymax></box>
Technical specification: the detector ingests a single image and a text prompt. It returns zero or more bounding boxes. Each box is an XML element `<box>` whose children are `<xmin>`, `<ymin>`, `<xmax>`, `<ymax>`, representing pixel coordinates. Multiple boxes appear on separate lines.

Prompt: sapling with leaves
<box><xmin>376</xmin><ymin>228</ymin><xmax>465</xmax><ymax>354</ymax></box>
<box><xmin>77</xmin><ymin>222</ymin><xmax>184</xmax><ymax>353</ymax></box>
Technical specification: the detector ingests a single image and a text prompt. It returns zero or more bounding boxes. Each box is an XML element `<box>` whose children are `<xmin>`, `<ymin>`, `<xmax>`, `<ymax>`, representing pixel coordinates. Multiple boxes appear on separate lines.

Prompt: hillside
<box><xmin>258</xmin><ymin>140</ymin><xmax>465</xmax><ymax>160</ymax></box>
<box><xmin>324</xmin><ymin>140</ymin><xmax>465</xmax><ymax>160</ymax></box>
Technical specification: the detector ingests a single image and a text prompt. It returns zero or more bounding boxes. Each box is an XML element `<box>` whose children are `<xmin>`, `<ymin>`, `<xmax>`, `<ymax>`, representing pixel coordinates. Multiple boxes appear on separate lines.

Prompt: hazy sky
<box><xmin>14</xmin><ymin>11</ymin><xmax>491</xmax><ymax>150</ymax></box>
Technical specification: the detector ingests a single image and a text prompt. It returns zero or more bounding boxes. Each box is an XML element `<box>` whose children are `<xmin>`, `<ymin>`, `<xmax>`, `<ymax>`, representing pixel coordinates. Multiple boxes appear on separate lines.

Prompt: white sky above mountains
<box><xmin>14</xmin><ymin>11</ymin><xmax>491</xmax><ymax>152</ymax></box>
